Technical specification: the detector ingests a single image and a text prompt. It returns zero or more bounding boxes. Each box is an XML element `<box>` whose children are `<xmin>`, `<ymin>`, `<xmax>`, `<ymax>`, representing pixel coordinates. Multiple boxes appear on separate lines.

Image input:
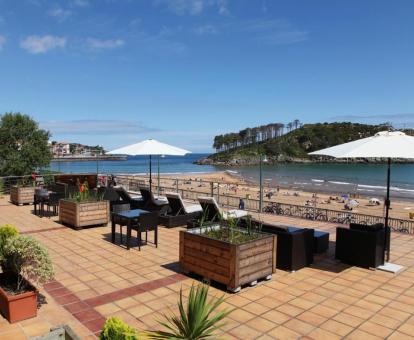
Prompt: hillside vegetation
<box><xmin>200</xmin><ymin>122</ymin><xmax>398</xmax><ymax>165</ymax></box>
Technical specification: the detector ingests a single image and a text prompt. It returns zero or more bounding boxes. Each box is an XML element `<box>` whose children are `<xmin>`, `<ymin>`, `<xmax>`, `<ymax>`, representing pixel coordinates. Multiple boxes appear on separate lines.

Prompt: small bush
<box><xmin>3</xmin><ymin>235</ymin><xmax>54</xmax><ymax>292</ymax></box>
<box><xmin>0</xmin><ymin>224</ymin><xmax>19</xmax><ymax>261</ymax></box>
<box><xmin>100</xmin><ymin>317</ymin><xmax>139</xmax><ymax>340</ymax></box>
<box><xmin>147</xmin><ymin>284</ymin><xmax>232</xmax><ymax>339</ymax></box>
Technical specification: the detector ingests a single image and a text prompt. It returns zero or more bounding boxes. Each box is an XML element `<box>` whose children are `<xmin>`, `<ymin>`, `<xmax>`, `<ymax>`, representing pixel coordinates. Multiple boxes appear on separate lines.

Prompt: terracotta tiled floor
<box><xmin>1</xmin><ymin>197</ymin><xmax>414</xmax><ymax>339</ymax></box>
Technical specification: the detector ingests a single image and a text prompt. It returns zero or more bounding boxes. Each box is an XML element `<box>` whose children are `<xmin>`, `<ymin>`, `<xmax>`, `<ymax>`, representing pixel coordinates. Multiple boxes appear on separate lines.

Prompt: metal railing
<box><xmin>0</xmin><ymin>174</ymin><xmax>58</xmax><ymax>194</ymax></box>
<box><xmin>115</xmin><ymin>175</ymin><xmax>414</xmax><ymax>235</ymax></box>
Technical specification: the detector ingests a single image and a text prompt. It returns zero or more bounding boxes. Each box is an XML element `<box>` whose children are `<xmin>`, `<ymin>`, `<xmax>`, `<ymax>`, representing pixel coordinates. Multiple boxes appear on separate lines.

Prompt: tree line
<box><xmin>213</xmin><ymin>119</ymin><xmax>302</xmax><ymax>152</ymax></box>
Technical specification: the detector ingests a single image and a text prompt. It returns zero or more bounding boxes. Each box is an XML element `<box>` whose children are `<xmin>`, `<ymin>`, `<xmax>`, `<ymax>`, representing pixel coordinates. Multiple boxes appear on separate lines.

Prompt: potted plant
<box><xmin>146</xmin><ymin>284</ymin><xmax>232</xmax><ymax>339</ymax></box>
<box><xmin>98</xmin><ymin>284</ymin><xmax>231</xmax><ymax>340</ymax></box>
<box><xmin>0</xmin><ymin>225</ymin><xmax>54</xmax><ymax>323</ymax></box>
<box><xmin>180</xmin><ymin>217</ymin><xmax>276</xmax><ymax>292</ymax></box>
<box><xmin>10</xmin><ymin>174</ymin><xmax>37</xmax><ymax>205</ymax></box>
<box><xmin>59</xmin><ymin>181</ymin><xmax>109</xmax><ymax>229</ymax></box>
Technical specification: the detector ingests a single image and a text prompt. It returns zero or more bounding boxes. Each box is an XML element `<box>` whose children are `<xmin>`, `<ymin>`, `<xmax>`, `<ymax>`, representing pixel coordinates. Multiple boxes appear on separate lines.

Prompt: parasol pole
<box><xmin>149</xmin><ymin>155</ymin><xmax>152</xmax><ymax>192</ymax></box>
<box><xmin>384</xmin><ymin>157</ymin><xmax>391</xmax><ymax>262</ymax></box>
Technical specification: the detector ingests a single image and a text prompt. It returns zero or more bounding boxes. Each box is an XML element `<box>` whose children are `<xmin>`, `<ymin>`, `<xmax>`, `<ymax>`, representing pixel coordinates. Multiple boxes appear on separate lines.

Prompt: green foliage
<box><xmin>0</xmin><ymin>178</ymin><xmax>3</xmax><ymax>195</ymax></box>
<box><xmin>210</xmin><ymin>122</ymin><xmax>387</xmax><ymax>162</ymax></box>
<box><xmin>0</xmin><ymin>224</ymin><xmax>19</xmax><ymax>262</ymax></box>
<box><xmin>147</xmin><ymin>284</ymin><xmax>232</xmax><ymax>339</ymax></box>
<box><xmin>100</xmin><ymin>317</ymin><xmax>139</xmax><ymax>340</ymax></box>
<box><xmin>67</xmin><ymin>180</ymin><xmax>103</xmax><ymax>202</ymax></box>
<box><xmin>3</xmin><ymin>235</ymin><xmax>54</xmax><ymax>292</ymax></box>
<box><xmin>0</xmin><ymin>112</ymin><xmax>52</xmax><ymax>176</ymax></box>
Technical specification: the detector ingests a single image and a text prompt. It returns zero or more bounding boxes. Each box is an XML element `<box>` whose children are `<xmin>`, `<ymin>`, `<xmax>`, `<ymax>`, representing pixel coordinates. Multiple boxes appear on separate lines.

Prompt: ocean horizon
<box><xmin>49</xmin><ymin>154</ymin><xmax>414</xmax><ymax>201</ymax></box>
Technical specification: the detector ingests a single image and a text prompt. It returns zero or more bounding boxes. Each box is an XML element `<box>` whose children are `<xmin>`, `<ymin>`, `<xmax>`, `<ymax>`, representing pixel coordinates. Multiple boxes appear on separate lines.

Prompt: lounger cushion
<box><xmin>184</xmin><ymin>204</ymin><xmax>202</xmax><ymax>214</ymax></box>
<box><xmin>223</xmin><ymin>209</ymin><xmax>248</xmax><ymax>219</ymax></box>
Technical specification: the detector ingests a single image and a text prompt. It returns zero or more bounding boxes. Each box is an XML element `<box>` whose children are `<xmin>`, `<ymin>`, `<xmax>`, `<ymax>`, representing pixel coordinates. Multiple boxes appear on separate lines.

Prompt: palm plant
<box><xmin>147</xmin><ymin>284</ymin><xmax>232</xmax><ymax>339</ymax></box>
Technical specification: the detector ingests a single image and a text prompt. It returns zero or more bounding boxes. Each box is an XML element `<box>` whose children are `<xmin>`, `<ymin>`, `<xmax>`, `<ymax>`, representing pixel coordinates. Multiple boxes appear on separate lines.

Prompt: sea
<box><xmin>49</xmin><ymin>154</ymin><xmax>414</xmax><ymax>201</ymax></box>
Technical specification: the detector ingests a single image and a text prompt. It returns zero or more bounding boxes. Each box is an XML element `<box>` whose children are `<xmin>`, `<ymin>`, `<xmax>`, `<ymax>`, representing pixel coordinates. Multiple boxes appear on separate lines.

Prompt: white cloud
<box><xmin>193</xmin><ymin>24</ymin><xmax>218</xmax><ymax>35</ymax></box>
<box><xmin>71</xmin><ymin>0</ymin><xmax>89</xmax><ymax>7</ymax></box>
<box><xmin>242</xmin><ymin>19</ymin><xmax>308</xmax><ymax>45</ymax></box>
<box><xmin>217</xmin><ymin>0</ymin><xmax>229</xmax><ymax>15</ymax></box>
<box><xmin>86</xmin><ymin>38</ymin><xmax>125</xmax><ymax>50</ymax></box>
<box><xmin>0</xmin><ymin>35</ymin><xmax>6</xmax><ymax>51</ymax></box>
<box><xmin>47</xmin><ymin>7</ymin><xmax>72</xmax><ymax>22</ymax></box>
<box><xmin>20</xmin><ymin>35</ymin><xmax>66</xmax><ymax>54</ymax></box>
<box><xmin>155</xmin><ymin>0</ymin><xmax>229</xmax><ymax>16</ymax></box>
<box><xmin>41</xmin><ymin>119</ymin><xmax>159</xmax><ymax>136</ymax></box>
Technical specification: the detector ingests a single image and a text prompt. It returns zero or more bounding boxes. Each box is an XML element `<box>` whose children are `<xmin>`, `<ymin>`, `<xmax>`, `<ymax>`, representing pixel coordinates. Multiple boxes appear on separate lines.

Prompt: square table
<box><xmin>111</xmin><ymin>209</ymin><xmax>150</xmax><ymax>250</ymax></box>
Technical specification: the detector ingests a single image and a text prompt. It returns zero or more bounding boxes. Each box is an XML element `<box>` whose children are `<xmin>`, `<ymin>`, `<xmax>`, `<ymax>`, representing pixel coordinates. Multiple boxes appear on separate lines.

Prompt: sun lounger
<box><xmin>114</xmin><ymin>186</ymin><xmax>144</xmax><ymax>208</ymax></box>
<box><xmin>197</xmin><ymin>196</ymin><xmax>248</xmax><ymax>222</ymax></box>
<box><xmin>159</xmin><ymin>192</ymin><xmax>202</xmax><ymax>228</ymax></box>
<box><xmin>139</xmin><ymin>187</ymin><xmax>169</xmax><ymax>214</ymax></box>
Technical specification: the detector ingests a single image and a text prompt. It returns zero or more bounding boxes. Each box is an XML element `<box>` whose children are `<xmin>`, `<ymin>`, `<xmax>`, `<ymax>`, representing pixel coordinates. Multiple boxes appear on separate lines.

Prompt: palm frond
<box><xmin>146</xmin><ymin>284</ymin><xmax>232</xmax><ymax>339</ymax></box>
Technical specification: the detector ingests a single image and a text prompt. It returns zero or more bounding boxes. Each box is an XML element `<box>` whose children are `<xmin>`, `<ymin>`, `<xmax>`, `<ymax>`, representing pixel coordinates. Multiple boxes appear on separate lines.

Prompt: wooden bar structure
<box><xmin>59</xmin><ymin>200</ymin><xmax>109</xmax><ymax>230</ymax></box>
<box><xmin>180</xmin><ymin>227</ymin><xmax>276</xmax><ymax>292</ymax></box>
<box><xmin>54</xmin><ymin>174</ymin><xmax>98</xmax><ymax>189</ymax></box>
<box><xmin>10</xmin><ymin>186</ymin><xmax>35</xmax><ymax>205</ymax></box>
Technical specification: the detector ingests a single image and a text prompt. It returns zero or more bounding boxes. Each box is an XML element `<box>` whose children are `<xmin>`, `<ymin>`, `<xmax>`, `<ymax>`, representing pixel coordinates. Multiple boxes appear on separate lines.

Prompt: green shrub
<box><xmin>3</xmin><ymin>235</ymin><xmax>54</xmax><ymax>292</ymax></box>
<box><xmin>147</xmin><ymin>284</ymin><xmax>232</xmax><ymax>339</ymax></box>
<box><xmin>100</xmin><ymin>317</ymin><xmax>139</xmax><ymax>340</ymax></box>
<box><xmin>0</xmin><ymin>224</ymin><xmax>19</xmax><ymax>262</ymax></box>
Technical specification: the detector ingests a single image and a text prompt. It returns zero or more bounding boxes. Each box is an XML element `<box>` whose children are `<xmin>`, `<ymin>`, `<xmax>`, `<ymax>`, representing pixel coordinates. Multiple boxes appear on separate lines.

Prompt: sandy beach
<box><xmin>124</xmin><ymin>171</ymin><xmax>414</xmax><ymax>221</ymax></box>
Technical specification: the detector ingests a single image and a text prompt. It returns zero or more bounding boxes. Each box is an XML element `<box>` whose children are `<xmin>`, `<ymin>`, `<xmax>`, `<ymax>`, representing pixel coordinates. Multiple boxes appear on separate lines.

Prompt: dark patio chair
<box><xmin>335</xmin><ymin>223</ymin><xmax>385</xmax><ymax>268</ymax></box>
<box><xmin>131</xmin><ymin>211</ymin><xmax>158</xmax><ymax>251</ymax></box>
<box><xmin>245</xmin><ymin>219</ymin><xmax>314</xmax><ymax>272</ymax></box>
<box><xmin>112</xmin><ymin>203</ymin><xmax>131</xmax><ymax>244</ymax></box>
<box><xmin>45</xmin><ymin>192</ymin><xmax>64</xmax><ymax>217</ymax></box>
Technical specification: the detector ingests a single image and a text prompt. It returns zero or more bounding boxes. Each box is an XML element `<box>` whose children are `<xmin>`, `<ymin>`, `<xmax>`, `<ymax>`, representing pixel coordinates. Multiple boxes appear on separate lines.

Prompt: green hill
<box><xmin>198</xmin><ymin>122</ymin><xmax>397</xmax><ymax>165</ymax></box>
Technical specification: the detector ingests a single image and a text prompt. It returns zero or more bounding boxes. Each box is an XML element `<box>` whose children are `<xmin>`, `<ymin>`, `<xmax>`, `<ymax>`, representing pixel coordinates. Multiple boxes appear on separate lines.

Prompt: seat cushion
<box><xmin>184</xmin><ymin>204</ymin><xmax>202</xmax><ymax>214</ymax></box>
<box><xmin>224</xmin><ymin>210</ymin><xmax>248</xmax><ymax>219</ymax></box>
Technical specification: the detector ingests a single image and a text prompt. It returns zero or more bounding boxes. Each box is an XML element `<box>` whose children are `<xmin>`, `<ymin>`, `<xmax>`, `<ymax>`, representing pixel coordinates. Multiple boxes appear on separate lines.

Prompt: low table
<box><xmin>314</xmin><ymin>230</ymin><xmax>329</xmax><ymax>253</ymax></box>
<box><xmin>286</xmin><ymin>226</ymin><xmax>329</xmax><ymax>253</ymax></box>
<box><xmin>111</xmin><ymin>209</ymin><xmax>153</xmax><ymax>250</ymax></box>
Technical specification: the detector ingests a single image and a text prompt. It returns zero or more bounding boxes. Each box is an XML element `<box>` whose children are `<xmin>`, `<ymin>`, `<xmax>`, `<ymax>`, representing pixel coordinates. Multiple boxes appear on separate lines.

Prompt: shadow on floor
<box><xmin>311</xmin><ymin>241</ymin><xmax>351</xmax><ymax>273</ymax></box>
<box><xmin>161</xmin><ymin>262</ymin><xmax>181</xmax><ymax>274</ymax></box>
<box><xmin>102</xmin><ymin>232</ymin><xmax>153</xmax><ymax>250</ymax></box>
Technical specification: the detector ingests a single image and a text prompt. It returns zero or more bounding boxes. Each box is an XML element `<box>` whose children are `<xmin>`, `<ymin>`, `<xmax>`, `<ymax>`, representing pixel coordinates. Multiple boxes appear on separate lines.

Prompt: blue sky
<box><xmin>1</xmin><ymin>0</ymin><xmax>414</xmax><ymax>152</ymax></box>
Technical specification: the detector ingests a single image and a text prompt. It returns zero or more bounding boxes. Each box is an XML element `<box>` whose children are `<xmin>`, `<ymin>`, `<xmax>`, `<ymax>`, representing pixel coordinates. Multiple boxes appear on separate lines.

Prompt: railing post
<box><xmin>210</xmin><ymin>182</ymin><xmax>214</xmax><ymax>197</ymax></box>
<box><xmin>176</xmin><ymin>178</ymin><xmax>179</xmax><ymax>193</ymax></box>
<box><xmin>217</xmin><ymin>184</ymin><xmax>220</xmax><ymax>204</ymax></box>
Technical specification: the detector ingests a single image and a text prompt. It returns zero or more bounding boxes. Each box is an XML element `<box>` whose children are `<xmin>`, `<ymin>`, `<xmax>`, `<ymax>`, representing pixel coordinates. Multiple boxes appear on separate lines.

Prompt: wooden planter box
<box><xmin>10</xmin><ymin>186</ymin><xmax>35</xmax><ymax>205</ymax></box>
<box><xmin>59</xmin><ymin>200</ymin><xmax>110</xmax><ymax>229</ymax></box>
<box><xmin>180</xmin><ymin>226</ymin><xmax>277</xmax><ymax>292</ymax></box>
<box><xmin>0</xmin><ymin>273</ymin><xmax>38</xmax><ymax>323</ymax></box>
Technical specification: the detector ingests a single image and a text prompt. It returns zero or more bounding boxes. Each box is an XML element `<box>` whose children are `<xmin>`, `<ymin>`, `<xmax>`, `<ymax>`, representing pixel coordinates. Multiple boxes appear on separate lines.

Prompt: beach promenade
<box><xmin>0</xmin><ymin>196</ymin><xmax>414</xmax><ymax>339</ymax></box>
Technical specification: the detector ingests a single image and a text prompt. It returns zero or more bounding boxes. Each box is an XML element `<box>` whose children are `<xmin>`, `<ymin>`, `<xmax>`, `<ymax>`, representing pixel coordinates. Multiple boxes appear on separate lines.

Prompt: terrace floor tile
<box><xmin>1</xmin><ymin>196</ymin><xmax>414</xmax><ymax>339</ymax></box>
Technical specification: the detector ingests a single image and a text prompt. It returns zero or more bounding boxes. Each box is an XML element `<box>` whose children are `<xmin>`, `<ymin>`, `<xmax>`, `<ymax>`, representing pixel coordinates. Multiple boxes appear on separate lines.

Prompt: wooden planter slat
<box><xmin>183</xmin><ymin>239</ymin><xmax>231</xmax><ymax>259</ymax></box>
<box><xmin>180</xmin><ymin>227</ymin><xmax>276</xmax><ymax>292</ymax></box>
<box><xmin>59</xmin><ymin>200</ymin><xmax>109</xmax><ymax>229</ymax></box>
<box><xmin>10</xmin><ymin>186</ymin><xmax>35</xmax><ymax>205</ymax></box>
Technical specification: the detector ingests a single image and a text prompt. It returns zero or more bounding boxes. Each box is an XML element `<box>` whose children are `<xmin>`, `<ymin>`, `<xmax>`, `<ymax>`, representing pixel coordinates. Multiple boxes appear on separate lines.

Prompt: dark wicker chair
<box><xmin>246</xmin><ymin>220</ymin><xmax>314</xmax><ymax>272</ymax></box>
<box><xmin>335</xmin><ymin>223</ymin><xmax>385</xmax><ymax>268</ymax></box>
<box><xmin>45</xmin><ymin>192</ymin><xmax>64</xmax><ymax>217</ymax></box>
<box><xmin>131</xmin><ymin>211</ymin><xmax>159</xmax><ymax>250</ymax></box>
<box><xmin>112</xmin><ymin>203</ymin><xmax>131</xmax><ymax>244</ymax></box>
